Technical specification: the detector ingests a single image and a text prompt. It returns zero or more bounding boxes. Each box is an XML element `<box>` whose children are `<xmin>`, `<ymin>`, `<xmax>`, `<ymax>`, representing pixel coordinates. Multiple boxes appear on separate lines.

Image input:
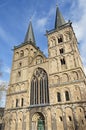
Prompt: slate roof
<box><xmin>55</xmin><ymin>5</ymin><xmax>66</xmax><ymax>29</ymax></box>
<box><xmin>24</xmin><ymin>21</ymin><xmax>36</xmax><ymax>45</ymax></box>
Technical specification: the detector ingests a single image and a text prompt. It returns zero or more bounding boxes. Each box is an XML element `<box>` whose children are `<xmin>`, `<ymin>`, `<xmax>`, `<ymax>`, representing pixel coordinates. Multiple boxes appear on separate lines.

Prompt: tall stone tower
<box><xmin>3</xmin><ymin>5</ymin><xmax>86</xmax><ymax>130</ymax></box>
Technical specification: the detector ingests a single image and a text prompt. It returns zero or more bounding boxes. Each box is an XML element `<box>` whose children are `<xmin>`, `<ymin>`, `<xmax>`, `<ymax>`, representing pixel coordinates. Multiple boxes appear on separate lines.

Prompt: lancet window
<box><xmin>30</xmin><ymin>68</ymin><xmax>49</xmax><ymax>105</ymax></box>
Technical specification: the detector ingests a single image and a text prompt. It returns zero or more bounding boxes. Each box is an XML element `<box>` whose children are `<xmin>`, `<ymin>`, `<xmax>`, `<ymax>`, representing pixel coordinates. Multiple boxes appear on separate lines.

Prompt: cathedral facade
<box><xmin>1</xmin><ymin>5</ymin><xmax>86</xmax><ymax>130</ymax></box>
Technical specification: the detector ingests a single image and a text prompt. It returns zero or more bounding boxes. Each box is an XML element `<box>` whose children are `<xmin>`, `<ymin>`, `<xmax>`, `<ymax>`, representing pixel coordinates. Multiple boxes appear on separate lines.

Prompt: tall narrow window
<box><xmin>45</xmin><ymin>77</ymin><xmax>49</xmax><ymax>104</ymax></box>
<box><xmin>68</xmin><ymin>116</ymin><xmax>72</xmax><ymax>121</ymax></box>
<box><xmin>60</xmin><ymin>58</ymin><xmax>65</xmax><ymax>65</ymax></box>
<box><xmin>82</xmin><ymin>120</ymin><xmax>84</xmax><ymax>125</ymax></box>
<box><xmin>85</xmin><ymin>115</ymin><xmax>86</xmax><ymax>119</ymax></box>
<box><xmin>40</xmin><ymin>78</ymin><xmax>43</xmax><ymax>104</ymax></box>
<box><xmin>30</xmin><ymin>78</ymin><xmax>35</xmax><ymax>105</ymax></box>
<box><xmin>16</xmin><ymin>99</ymin><xmax>18</xmax><ymax>107</ymax></box>
<box><xmin>59</xmin><ymin>48</ymin><xmax>64</xmax><ymax>54</ymax></box>
<box><xmin>57</xmin><ymin>92</ymin><xmax>61</xmax><ymax>102</ymax></box>
<box><xmin>30</xmin><ymin>68</ymin><xmax>49</xmax><ymax>105</ymax></box>
<box><xmin>59</xmin><ymin>116</ymin><xmax>63</xmax><ymax>121</ymax></box>
<box><xmin>18</xmin><ymin>71</ymin><xmax>21</xmax><ymax>77</ymax></box>
<box><xmin>19</xmin><ymin>62</ymin><xmax>22</xmax><ymax>67</ymax></box>
<box><xmin>21</xmin><ymin>98</ymin><xmax>24</xmax><ymax>106</ymax></box>
<box><xmin>65</xmin><ymin>91</ymin><xmax>70</xmax><ymax>101</ymax></box>
<box><xmin>20</xmin><ymin>50</ymin><xmax>24</xmax><ymax>57</ymax></box>
<box><xmin>58</xmin><ymin>37</ymin><xmax>63</xmax><ymax>43</ymax></box>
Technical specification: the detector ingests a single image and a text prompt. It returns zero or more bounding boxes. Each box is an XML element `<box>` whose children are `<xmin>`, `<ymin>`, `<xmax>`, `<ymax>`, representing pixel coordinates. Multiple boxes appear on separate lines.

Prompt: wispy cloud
<box><xmin>36</xmin><ymin>17</ymin><xmax>48</xmax><ymax>32</ymax></box>
<box><xmin>32</xmin><ymin>7</ymin><xmax>55</xmax><ymax>32</ymax></box>
<box><xmin>64</xmin><ymin>0</ymin><xmax>86</xmax><ymax>73</ymax></box>
<box><xmin>73</xmin><ymin>1</ymin><xmax>86</xmax><ymax>68</ymax></box>
<box><xmin>3</xmin><ymin>66</ymin><xmax>11</xmax><ymax>74</ymax></box>
<box><xmin>0</xmin><ymin>26</ymin><xmax>16</xmax><ymax>46</ymax></box>
<box><xmin>0</xmin><ymin>26</ymin><xmax>9</xmax><ymax>42</ymax></box>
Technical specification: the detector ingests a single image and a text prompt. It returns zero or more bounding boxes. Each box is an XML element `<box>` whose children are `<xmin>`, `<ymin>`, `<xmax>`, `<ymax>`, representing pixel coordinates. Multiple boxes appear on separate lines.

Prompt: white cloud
<box><xmin>0</xmin><ymin>80</ymin><xmax>8</xmax><ymax>90</ymax></box>
<box><xmin>66</xmin><ymin>0</ymin><xmax>86</xmax><ymax>73</ymax></box>
<box><xmin>0</xmin><ymin>27</ymin><xmax>9</xmax><ymax>42</ymax></box>
<box><xmin>37</xmin><ymin>17</ymin><xmax>48</xmax><ymax>31</ymax></box>
<box><xmin>4</xmin><ymin>66</ymin><xmax>11</xmax><ymax>74</ymax></box>
<box><xmin>0</xmin><ymin>90</ymin><xmax>6</xmax><ymax>107</ymax></box>
<box><xmin>79</xmin><ymin>0</ymin><xmax>86</xmax><ymax>9</ymax></box>
<box><xmin>0</xmin><ymin>26</ymin><xmax>16</xmax><ymax>46</ymax></box>
<box><xmin>33</xmin><ymin>7</ymin><xmax>55</xmax><ymax>32</ymax></box>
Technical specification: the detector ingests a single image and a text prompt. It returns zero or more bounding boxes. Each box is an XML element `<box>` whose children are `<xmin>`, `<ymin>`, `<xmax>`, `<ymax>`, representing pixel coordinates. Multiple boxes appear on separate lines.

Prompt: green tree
<box><xmin>0</xmin><ymin>60</ymin><xmax>8</xmax><ymax>107</ymax></box>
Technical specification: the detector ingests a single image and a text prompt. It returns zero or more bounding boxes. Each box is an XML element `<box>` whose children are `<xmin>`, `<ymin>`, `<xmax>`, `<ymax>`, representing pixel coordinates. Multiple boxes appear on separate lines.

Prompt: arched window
<box><xmin>21</xmin><ymin>98</ymin><xmax>24</xmax><ymax>106</ymax></box>
<box><xmin>60</xmin><ymin>58</ymin><xmax>66</xmax><ymax>65</ymax></box>
<box><xmin>57</xmin><ymin>92</ymin><xmax>61</xmax><ymax>102</ymax></box>
<box><xmin>58</xmin><ymin>35</ymin><xmax>63</xmax><ymax>43</ymax></box>
<box><xmin>32</xmin><ymin>112</ymin><xmax>45</xmax><ymax>130</ymax></box>
<box><xmin>30</xmin><ymin>76</ymin><xmax>38</xmax><ymax>105</ymax></box>
<box><xmin>65</xmin><ymin>91</ymin><xmax>70</xmax><ymax>101</ymax></box>
<box><xmin>16</xmin><ymin>99</ymin><xmax>18</xmax><ymax>107</ymax></box>
<box><xmin>30</xmin><ymin>68</ymin><xmax>49</xmax><ymax>105</ymax></box>
<box><xmin>59</xmin><ymin>48</ymin><xmax>64</xmax><ymax>54</ymax></box>
<box><xmin>58</xmin><ymin>37</ymin><xmax>63</xmax><ymax>43</ymax></box>
<box><xmin>20</xmin><ymin>50</ymin><xmax>24</xmax><ymax>57</ymax></box>
<box><xmin>68</xmin><ymin>116</ymin><xmax>72</xmax><ymax>121</ymax></box>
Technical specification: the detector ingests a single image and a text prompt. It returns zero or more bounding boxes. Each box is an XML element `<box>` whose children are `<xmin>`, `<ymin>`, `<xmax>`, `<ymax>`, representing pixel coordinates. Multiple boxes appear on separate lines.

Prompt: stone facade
<box><xmin>1</xmin><ymin>6</ymin><xmax>86</xmax><ymax>130</ymax></box>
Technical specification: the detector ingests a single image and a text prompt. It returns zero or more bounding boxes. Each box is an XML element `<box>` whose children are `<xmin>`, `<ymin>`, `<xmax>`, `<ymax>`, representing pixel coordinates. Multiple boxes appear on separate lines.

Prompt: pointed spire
<box><xmin>55</xmin><ymin>5</ymin><xmax>66</xmax><ymax>29</ymax></box>
<box><xmin>24</xmin><ymin>21</ymin><xmax>36</xmax><ymax>45</ymax></box>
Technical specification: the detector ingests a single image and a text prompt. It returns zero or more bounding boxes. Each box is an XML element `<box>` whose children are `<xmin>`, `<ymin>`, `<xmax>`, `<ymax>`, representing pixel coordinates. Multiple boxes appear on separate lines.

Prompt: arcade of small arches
<box><xmin>50</xmin><ymin>70</ymin><xmax>83</xmax><ymax>85</ymax></box>
<box><xmin>14</xmin><ymin>46</ymin><xmax>38</xmax><ymax>60</ymax></box>
<box><xmin>7</xmin><ymin>82</ymin><xmax>27</xmax><ymax>94</ymax></box>
<box><xmin>14</xmin><ymin>48</ymin><xmax>29</xmax><ymax>59</ymax></box>
<box><xmin>3</xmin><ymin>106</ymin><xmax>86</xmax><ymax>130</ymax></box>
<box><xmin>49</xmin><ymin>31</ymin><xmax>72</xmax><ymax>48</ymax></box>
<box><xmin>57</xmin><ymin>90</ymin><xmax>70</xmax><ymax>102</ymax></box>
<box><xmin>56</xmin><ymin>86</ymin><xmax>81</xmax><ymax>103</ymax></box>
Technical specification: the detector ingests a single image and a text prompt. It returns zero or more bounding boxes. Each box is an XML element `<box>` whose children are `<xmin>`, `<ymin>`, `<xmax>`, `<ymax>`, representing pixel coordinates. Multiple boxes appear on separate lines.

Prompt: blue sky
<box><xmin>0</xmin><ymin>0</ymin><xmax>86</xmax><ymax>106</ymax></box>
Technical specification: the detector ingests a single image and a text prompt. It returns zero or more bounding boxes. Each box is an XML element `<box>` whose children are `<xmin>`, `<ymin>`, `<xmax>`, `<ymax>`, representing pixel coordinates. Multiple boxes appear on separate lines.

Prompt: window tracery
<box><xmin>30</xmin><ymin>68</ymin><xmax>49</xmax><ymax>105</ymax></box>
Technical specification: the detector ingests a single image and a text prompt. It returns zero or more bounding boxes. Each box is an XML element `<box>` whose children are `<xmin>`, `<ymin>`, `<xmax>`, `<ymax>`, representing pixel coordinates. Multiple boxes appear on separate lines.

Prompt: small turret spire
<box><xmin>55</xmin><ymin>5</ymin><xmax>66</xmax><ymax>29</ymax></box>
<box><xmin>24</xmin><ymin>21</ymin><xmax>36</xmax><ymax>45</ymax></box>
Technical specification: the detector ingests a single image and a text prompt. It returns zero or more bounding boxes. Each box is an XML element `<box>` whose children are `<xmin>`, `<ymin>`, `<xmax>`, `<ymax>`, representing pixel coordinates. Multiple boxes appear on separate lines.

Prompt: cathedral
<box><xmin>0</xmin><ymin>5</ymin><xmax>86</xmax><ymax>130</ymax></box>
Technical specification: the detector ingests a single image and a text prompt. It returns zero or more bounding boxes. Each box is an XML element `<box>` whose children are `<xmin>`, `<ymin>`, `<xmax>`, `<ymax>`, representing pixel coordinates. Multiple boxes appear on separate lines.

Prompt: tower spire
<box><xmin>55</xmin><ymin>5</ymin><xmax>66</xmax><ymax>29</ymax></box>
<box><xmin>24</xmin><ymin>21</ymin><xmax>36</xmax><ymax>45</ymax></box>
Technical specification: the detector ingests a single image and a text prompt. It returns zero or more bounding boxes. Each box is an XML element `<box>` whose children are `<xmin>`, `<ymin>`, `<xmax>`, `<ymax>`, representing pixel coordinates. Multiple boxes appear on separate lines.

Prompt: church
<box><xmin>0</xmin><ymin>4</ymin><xmax>86</xmax><ymax>130</ymax></box>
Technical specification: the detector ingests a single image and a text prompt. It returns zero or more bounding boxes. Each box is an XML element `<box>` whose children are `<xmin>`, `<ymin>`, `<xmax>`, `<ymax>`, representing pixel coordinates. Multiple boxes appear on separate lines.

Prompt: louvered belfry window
<box><xmin>30</xmin><ymin>68</ymin><xmax>49</xmax><ymax>105</ymax></box>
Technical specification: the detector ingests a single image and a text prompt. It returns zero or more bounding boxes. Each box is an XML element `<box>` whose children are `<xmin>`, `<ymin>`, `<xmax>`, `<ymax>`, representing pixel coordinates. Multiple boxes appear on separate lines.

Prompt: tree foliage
<box><xmin>0</xmin><ymin>60</ymin><xmax>8</xmax><ymax>107</ymax></box>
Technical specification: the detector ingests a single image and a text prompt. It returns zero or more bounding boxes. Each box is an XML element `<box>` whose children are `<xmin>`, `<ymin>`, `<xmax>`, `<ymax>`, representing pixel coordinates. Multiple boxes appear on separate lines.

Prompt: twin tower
<box><xmin>2</xmin><ymin>5</ymin><xmax>86</xmax><ymax>130</ymax></box>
